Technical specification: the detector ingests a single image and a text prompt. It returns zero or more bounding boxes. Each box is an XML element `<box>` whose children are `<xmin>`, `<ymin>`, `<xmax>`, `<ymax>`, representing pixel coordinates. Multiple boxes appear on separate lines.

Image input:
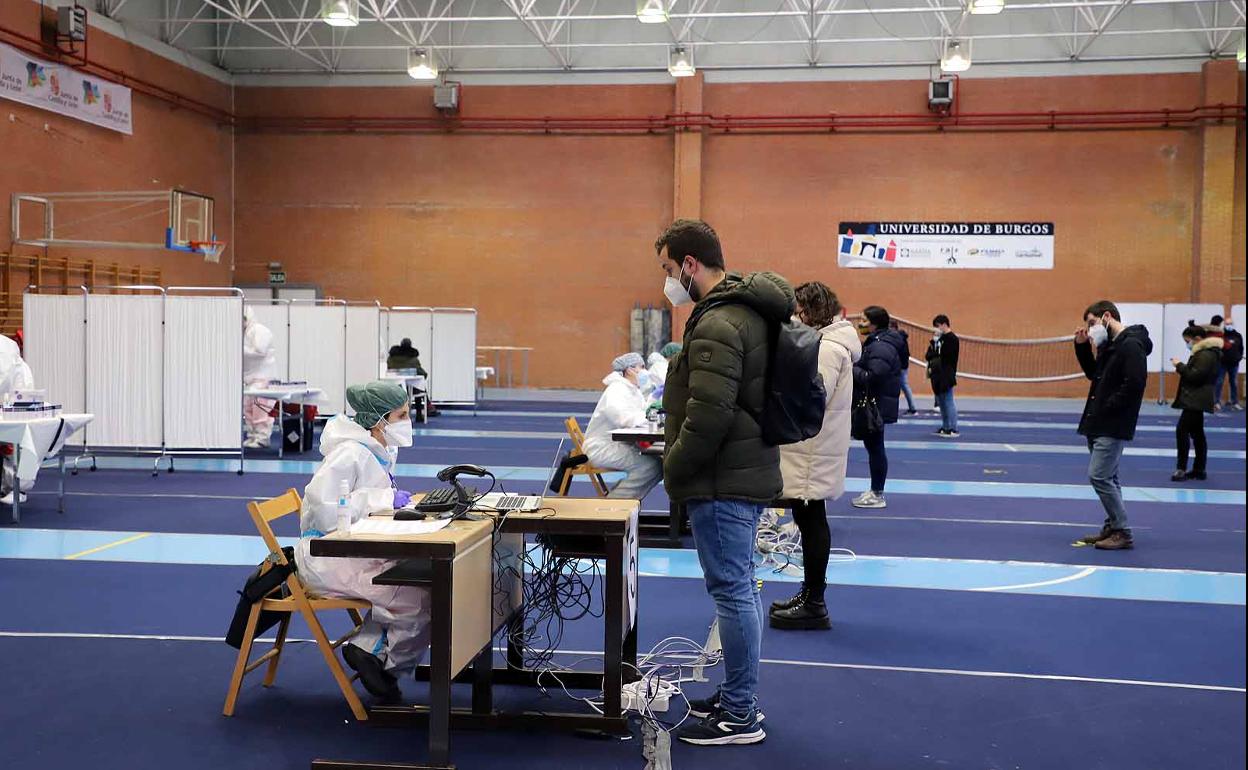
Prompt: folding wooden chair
<box><xmin>559</xmin><ymin>417</ymin><xmax>611</xmax><ymax>497</ymax></box>
<box><xmin>223</xmin><ymin>488</ymin><xmax>372</xmax><ymax>721</ymax></box>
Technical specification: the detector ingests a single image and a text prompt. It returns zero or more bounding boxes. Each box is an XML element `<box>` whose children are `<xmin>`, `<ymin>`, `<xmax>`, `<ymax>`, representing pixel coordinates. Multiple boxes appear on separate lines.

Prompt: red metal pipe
<box><xmin>0</xmin><ymin>23</ymin><xmax>232</xmax><ymax>123</ymax></box>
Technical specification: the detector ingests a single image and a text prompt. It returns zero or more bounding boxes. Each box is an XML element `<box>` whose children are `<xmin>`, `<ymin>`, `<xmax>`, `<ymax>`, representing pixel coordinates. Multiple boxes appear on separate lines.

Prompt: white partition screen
<box><xmin>165</xmin><ymin>295</ymin><xmax>243</xmax><ymax>449</ymax></box>
<box><xmin>430</xmin><ymin>309</ymin><xmax>478</xmax><ymax>403</ymax></box>
<box><xmin>86</xmin><ymin>294</ymin><xmax>164</xmax><ymax>447</ymax></box>
<box><xmin>1162</xmin><ymin>303</ymin><xmax>1225</xmax><ymax>364</ymax></box>
<box><xmin>1231</xmin><ymin>304</ymin><xmax>1246</xmax><ymax>329</ymax></box>
<box><xmin>247</xmin><ymin>302</ymin><xmax>290</xmax><ymax>381</ymax></box>
<box><xmin>290</xmin><ymin>302</ymin><xmax>346</xmax><ymax>414</ymax></box>
<box><xmin>387</xmin><ymin>308</ymin><xmax>434</xmax><ymax>370</ymax></box>
<box><xmin>346</xmin><ymin>304</ymin><xmax>382</xmax><ymax>389</ymax></box>
<box><xmin>1116</xmin><ymin>303</ymin><xmax>1165</xmax><ymax>372</ymax></box>
<box><xmin>23</xmin><ymin>293</ymin><xmax>87</xmax><ymax>444</ymax></box>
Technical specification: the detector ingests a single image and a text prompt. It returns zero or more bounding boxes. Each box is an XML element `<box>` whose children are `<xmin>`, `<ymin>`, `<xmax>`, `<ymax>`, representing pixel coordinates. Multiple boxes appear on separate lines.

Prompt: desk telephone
<box><xmin>394</xmin><ymin>464</ymin><xmax>492</xmax><ymax>521</ymax></box>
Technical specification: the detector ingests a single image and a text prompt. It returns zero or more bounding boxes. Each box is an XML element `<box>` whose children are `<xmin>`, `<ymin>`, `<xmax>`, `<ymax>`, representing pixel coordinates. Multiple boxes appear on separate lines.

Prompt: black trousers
<box><xmin>787</xmin><ymin>499</ymin><xmax>829</xmax><ymax>591</ymax></box>
<box><xmin>1176</xmin><ymin>409</ymin><xmax>1207</xmax><ymax>473</ymax></box>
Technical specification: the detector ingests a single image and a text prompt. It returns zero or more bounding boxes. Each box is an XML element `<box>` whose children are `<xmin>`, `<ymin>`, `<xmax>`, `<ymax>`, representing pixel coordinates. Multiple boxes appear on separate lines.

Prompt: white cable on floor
<box><xmin>756</xmin><ymin>507</ymin><xmax>857</xmax><ymax>577</ymax></box>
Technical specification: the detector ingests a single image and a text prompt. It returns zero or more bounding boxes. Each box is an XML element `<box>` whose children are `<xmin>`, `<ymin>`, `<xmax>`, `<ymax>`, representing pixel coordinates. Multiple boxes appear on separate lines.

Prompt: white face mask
<box><xmin>663</xmin><ymin>264</ymin><xmax>694</xmax><ymax>307</ymax></box>
<box><xmin>635</xmin><ymin>370</ymin><xmax>653</xmax><ymax>391</ymax></box>
<box><xmin>381</xmin><ymin>416</ymin><xmax>414</xmax><ymax>448</ymax></box>
<box><xmin>1087</xmin><ymin>323</ymin><xmax>1109</xmax><ymax>347</ymax></box>
<box><xmin>1185</xmin><ymin>341</ymin><xmax>1194</xmax><ymax>351</ymax></box>
<box><xmin>1225</xmin><ymin>323</ymin><xmax>1235</xmax><ymax>331</ymax></box>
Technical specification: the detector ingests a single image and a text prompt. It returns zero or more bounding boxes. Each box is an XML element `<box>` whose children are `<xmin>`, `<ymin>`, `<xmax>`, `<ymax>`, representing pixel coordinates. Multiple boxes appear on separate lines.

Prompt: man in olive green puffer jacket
<box><xmin>654</xmin><ymin>219</ymin><xmax>795</xmax><ymax>747</ymax></box>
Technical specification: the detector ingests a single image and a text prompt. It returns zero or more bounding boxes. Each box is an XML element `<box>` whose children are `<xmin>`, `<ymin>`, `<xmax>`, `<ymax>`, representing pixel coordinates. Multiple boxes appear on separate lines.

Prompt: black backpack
<box><xmin>758</xmin><ymin>318</ymin><xmax>827</xmax><ymax>445</ymax></box>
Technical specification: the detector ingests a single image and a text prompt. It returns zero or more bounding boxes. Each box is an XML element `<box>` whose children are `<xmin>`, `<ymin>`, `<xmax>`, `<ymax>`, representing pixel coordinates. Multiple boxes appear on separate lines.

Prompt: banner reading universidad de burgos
<box><xmin>0</xmin><ymin>42</ymin><xmax>132</xmax><ymax>135</ymax></box>
<box><xmin>837</xmin><ymin>222</ymin><xmax>1054</xmax><ymax>270</ymax></box>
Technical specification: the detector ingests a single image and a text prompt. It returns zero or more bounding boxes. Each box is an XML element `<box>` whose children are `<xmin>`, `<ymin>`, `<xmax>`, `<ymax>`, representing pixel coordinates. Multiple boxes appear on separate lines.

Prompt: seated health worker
<box><xmin>583</xmin><ymin>353</ymin><xmax>663</xmax><ymax>501</ymax></box>
<box><xmin>294</xmin><ymin>380</ymin><xmax>425</xmax><ymax>703</ymax></box>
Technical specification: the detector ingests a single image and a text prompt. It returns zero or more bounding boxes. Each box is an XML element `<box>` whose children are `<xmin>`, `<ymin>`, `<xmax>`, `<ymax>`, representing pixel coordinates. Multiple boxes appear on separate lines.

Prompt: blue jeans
<box><xmin>1087</xmin><ymin>436</ymin><xmax>1129</xmax><ymax>532</ymax></box>
<box><xmin>899</xmin><ymin>369</ymin><xmax>917</xmax><ymax>412</ymax></box>
<box><xmin>935</xmin><ymin>388</ymin><xmax>958</xmax><ymax>431</ymax></box>
<box><xmin>1214</xmin><ymin>363</ymin><xmax>1240</xmax><ymax>406</ymax></box>
<box><xmin>687</xmin><ymin>498</ymin><xmax>765</xmax><ymax>717</ymax></box>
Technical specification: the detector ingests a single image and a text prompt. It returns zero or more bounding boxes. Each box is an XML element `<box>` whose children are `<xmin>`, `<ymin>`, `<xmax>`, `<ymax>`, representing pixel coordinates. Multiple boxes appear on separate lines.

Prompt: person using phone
<box><xmin>293</xmin><ymin>380</ymin><xmax>425</xmax><ymax>704</ymax></box>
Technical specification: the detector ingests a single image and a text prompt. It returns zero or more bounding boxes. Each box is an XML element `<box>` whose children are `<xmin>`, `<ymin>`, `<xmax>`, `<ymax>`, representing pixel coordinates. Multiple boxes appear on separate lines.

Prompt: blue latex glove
<box><xmin>393</xmin><ymin>489</ymin><xmax>413</xmax><ymax>509</ymax></box>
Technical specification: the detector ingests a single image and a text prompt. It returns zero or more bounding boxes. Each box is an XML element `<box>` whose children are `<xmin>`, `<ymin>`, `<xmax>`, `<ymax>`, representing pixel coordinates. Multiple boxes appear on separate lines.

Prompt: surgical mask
<box><xmin>382</xmin><ymin>416</ymin><xmax>414</xmax><ymax>448</ymax></box>
<box><xmin>1226</xmin><ymin>323</ymin><xmax>1235</xmax><ymax>331</ymax></box>
<box><xmin>635</xmin><ymin>370</ymin><xmax>653</xmax><ymax>391</ymax></box>
<box><xmin>1185</xmin><ymin>341</ymin><xmax>1194</xmax><ymax>351</ymax></box>
<box><xmin>1087</xmin><ymin>323</ymin><xmax>1109</xmax><ymax>347</ymax></box>
<box><xmin>663</xmin><ymin>264</ymin><xmax>694</xmax><ymax>307</ymax></box>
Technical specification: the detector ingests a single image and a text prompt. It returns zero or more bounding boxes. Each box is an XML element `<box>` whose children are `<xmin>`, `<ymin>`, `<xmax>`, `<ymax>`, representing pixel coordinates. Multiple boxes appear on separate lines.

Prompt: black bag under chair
<box><xmin>225</xmin><ymin>546</ymin><xmax>296</xmax><ymax>649</ymax></box>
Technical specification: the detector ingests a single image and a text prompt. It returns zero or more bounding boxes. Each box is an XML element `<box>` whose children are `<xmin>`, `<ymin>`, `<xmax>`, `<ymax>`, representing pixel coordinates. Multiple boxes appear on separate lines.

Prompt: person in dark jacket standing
<box><xmin>1072</xmin><ymin>300</ymin><xmax>1152</xmax><ymax>551</ymax></box>
<box><xmin>655</xmin><ymin>219</ymin><xmax>793</xmax><ymax>747</ymax></box>
<box><xmin>851</xmin><ymin>306</ymin><xmax>906</xmax><ymax>510</ymax></box>
<box><xmin>925</xmin><ymin>314</ymin><xmax>961</xmax><ymax>437</ymax></box>
<box><xmin>1210</xmin><ymin>315</ymin><xmax>1244</xmax><ymax>411</ymax></box>
<box><xmin>890</xmin><ymin>320</ymin><xmax>919</xmax><ymax>415</ymax></box>
<box><xmin>1171</xmin><ymin>325</ymin><xmax>1221</xmax><ymax>481</ymax></box>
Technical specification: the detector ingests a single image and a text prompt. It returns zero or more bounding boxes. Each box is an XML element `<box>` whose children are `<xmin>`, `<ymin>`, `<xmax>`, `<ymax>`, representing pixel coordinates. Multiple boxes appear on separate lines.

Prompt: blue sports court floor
<box><xmin>1</xmin><ymin>397</ymin><xmax>1243</xmax><ymax>769</ymax></box>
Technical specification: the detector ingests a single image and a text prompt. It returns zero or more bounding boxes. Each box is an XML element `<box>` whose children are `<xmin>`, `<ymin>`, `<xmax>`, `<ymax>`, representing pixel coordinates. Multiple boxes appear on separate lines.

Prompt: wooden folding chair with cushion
<box><xmin>222</xmin><ymin>488</ymin><xmax>372</xmax><ymax>721</ymax></box>
<box><xmin>559</xmin><ymin>417</ymin><xmax>610</xmax><ymax>497</ymax></box>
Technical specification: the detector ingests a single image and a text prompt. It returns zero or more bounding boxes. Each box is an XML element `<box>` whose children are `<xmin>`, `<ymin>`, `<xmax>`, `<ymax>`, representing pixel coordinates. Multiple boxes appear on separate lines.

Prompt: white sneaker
<box><xmin>851</xmin><ymin>491</ymin><xmax>887</xmax><ymax>509</ymax></box>
<box><xmin>0</xmin><ymin>491</ymin><xmax>29</xmax><ymax>505</ymax></box>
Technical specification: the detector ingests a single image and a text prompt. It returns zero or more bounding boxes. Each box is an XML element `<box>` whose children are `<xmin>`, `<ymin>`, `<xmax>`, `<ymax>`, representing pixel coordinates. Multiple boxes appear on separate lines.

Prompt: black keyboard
<box><xmin>414</xmin><ymin>487</ymin><xmax>457</xmax><ymax>512</ymax></box>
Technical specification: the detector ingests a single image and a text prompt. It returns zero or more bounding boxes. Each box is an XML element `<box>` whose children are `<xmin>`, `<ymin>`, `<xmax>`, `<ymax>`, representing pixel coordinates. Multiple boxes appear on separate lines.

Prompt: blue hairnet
<box><xmin>346</xmin><ymin>380</ymin><xmax>409</xmax><ymax>429</ymax></box>
<box><xmin>612</xmin><ymin>353</ymin><xmax>645</xmax><ymax>372</ymax></box>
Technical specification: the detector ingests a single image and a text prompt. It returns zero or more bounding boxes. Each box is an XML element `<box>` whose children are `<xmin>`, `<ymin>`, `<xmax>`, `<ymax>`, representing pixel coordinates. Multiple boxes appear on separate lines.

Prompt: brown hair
<box><xmin>794</xmin><ymin>282</ymin><xmax>842</xmax><ymax>329</ymax></box>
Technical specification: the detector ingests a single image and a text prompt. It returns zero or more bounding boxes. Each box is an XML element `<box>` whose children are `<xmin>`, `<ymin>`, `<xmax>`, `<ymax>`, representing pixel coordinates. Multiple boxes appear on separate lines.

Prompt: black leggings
<box><xmin>1176</xmin><ymin>409</ymin><xmax>1207</xmax><ymax>473</ymax></box>
<box><xmin>789</xmin><ymin>499</ymin><xmax>830</xmax><ymax>589</ymax></box>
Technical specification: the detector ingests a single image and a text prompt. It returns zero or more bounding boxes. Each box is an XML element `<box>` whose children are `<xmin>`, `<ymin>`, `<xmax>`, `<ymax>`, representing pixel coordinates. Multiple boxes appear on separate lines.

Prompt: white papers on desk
<box><xmin>351</xmin><ymin>517</ymin><xmax>452</xmax><ymax>536</ymax></box>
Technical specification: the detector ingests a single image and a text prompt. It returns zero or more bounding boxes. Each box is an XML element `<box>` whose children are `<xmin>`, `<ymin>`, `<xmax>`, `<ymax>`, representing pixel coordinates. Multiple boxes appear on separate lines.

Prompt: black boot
<box><xmin>769</xmin><ymin>585</ymin><xmax>809</xmax><ymax>612</ymax></box>
<box><xmin>769</xmin><ymin>585</ymin><xmax>830</xmax><ymax>630</ymax></box>
<box><xmin>342</xmin><ymin>643</ymin><xmax>402</xmax><ymax>704</ymax></box>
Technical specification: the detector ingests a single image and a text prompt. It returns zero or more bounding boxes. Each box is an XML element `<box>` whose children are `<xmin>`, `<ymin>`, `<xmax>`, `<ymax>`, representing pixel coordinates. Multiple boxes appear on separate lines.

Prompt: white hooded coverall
<box><xmin>243</xmin><ymin>314</ymin><xmax>278</xmax><ymax>445</ymax></box>
<box><xmin>294</xmin><ymin>415</ymin><xmax>432</xmax><ymax>672</ymax></box>
<box><xmin>582</xmin><ymin>371</ymin><xmax>662</xmax><ymax>501</ymax></box>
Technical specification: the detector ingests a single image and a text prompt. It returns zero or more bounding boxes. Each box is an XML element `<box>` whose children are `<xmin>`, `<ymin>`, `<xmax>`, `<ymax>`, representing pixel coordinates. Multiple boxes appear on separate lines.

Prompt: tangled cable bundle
<box><xmin>756</xmin><ymin>507</ymin><xmax>857</xmax><ymax>575</ymax></box>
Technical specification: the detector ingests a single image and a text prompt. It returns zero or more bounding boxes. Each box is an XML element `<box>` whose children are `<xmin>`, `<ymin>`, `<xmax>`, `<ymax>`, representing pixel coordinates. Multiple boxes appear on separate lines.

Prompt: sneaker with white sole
<box><xmin>676</xmin><ymin>707</ymin><xmax>766</xmax><ymax>746</ymax></box>
<box><xmin>851</xmin><ymin>491</ymin><xmax>887</xmax><ymax>509</ymax></box>
<box><xmin>687</xmin><ymin>691</ymin><xmax>765</xmax><ymax>721</ymax></box>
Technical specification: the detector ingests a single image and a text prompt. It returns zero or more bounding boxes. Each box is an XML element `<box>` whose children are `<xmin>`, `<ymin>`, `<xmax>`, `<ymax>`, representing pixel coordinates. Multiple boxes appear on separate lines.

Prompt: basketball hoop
<box><xmin>189</xmin><ymin>240</ymin><xmax>226</xmax><ymax>263</ymax></box>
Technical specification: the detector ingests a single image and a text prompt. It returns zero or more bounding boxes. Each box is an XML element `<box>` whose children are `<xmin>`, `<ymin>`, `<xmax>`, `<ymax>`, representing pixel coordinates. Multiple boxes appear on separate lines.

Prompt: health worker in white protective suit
<box><xmin>645</xmin><ymin>342</ymin><xmax>682</xmax><ymax>396</ymax></box>
<box><xmin>242</xmin><ymin>307</ymin><xmax>278</xmax><ymax>449</ymax></box>
<box><xmin>582</xmin><ymin>353</ymin><xmax>663</xmax><ymax>501</ymax></box>
<box><xmin>0</xmin><ymin>335</ymin><xmax>36</xmax><ymax>504</ymax></box>
<box><xmin>294</xmin><ymin>380</ymin><xmax>424</xmax><ymax>703</ymax></box>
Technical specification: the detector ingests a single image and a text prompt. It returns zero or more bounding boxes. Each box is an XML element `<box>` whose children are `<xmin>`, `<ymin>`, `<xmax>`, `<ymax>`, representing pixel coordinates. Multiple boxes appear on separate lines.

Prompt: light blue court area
<box><xmin>80</xmin><ymin>456</ymin><xmax>1247</xmax><ymax>505</ymax></box>
<box><xmin>883</xmin><ymin>440</ymin><xmax>1246</xmax><ymax>460</ymax></box>
<box><xmin>2</xmin><ymin>527</ymin><xmax>1243</xmax><ymax>606</ymax></box>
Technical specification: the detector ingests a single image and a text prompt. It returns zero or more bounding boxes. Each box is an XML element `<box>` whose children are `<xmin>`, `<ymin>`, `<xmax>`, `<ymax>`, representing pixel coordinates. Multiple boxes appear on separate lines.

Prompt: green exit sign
<box><xmin>268</xmin><ymin>271</ymin><xmax>287</xmax><ymax>285</ymax></box>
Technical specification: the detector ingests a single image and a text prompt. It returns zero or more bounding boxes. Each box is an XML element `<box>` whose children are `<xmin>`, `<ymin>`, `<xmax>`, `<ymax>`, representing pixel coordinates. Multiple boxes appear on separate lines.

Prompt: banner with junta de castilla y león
<box><xmin>0</xmin><ymin>41</ymin><xmax>133</xmax><ymax>135</ymax></box>
<box><xmin>837</xmin><ymin>221</ymin><xmax>1054</xmax><ymax>270</ymax></box>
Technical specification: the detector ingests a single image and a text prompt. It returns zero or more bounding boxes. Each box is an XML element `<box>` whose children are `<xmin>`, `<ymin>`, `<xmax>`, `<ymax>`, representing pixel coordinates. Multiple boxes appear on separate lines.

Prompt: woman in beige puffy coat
<box><xmin>770</xmin><ymin>282</ymin><xmax>861</xmax><ymax>631</ymax></box>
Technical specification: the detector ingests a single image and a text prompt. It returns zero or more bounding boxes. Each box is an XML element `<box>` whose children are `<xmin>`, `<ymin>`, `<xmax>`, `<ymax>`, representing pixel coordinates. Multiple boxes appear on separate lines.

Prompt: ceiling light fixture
<box><xmin>969</xmin><ymin>0</ymin><xmax>1005</xmax><ymax>15</ymax></box>
<box><xmin>940</xmin><ymin>40</ymin><xmax>971</xmax><ymax>72</ymax></box>
<box><xmin>407</xmin><ymin>48</ymin><xmax>439</xmax><ymax>80</ymax></box>
<box><xmin>669</xmin><ymin>45</ymin><xmax>695</xmax><ymax>77</ymax></box>
<box><xmin>320</xmin><ymin>0</ymin><xmax>359</xmax><ymax>27</ymax></box>
<box><xmin>637</xmin><ymin>0</ymin><xmax>669</xmax><ymax>24</ymax></box>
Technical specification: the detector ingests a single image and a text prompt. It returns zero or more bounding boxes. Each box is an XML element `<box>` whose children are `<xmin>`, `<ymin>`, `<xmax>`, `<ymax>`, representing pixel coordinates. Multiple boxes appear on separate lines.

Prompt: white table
<box><xmin>381</xmin><ymin>372</ymin><xmax>429</xmax><ymax>424</ymax></box>
<box><xmin>244</xmin><ymin>386</ymin><xmax>325</xmax><ymax>459</ymax></box>
<box><xmin>0</xmin><ymin>413</ymin><xmax>94</xmax><ymax>524</ymax></box>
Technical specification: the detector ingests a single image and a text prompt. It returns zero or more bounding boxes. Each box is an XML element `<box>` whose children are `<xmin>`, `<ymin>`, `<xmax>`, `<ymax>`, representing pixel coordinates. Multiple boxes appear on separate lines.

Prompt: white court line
<box><xmin>971</xmin><ymin>566</ymin><xmax>1099</xmax><ymax>593</ymax></box>
<box><xmin>0</xmin><ymin>632</ymin><xmax>1239</xmax><ymax>694</ymax></box>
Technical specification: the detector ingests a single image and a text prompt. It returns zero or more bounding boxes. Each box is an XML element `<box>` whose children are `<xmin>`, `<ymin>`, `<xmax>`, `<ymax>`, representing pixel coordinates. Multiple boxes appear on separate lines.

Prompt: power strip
<box><xmin>623</xmin><ymin>679</ymin><xmax>678</xmax><ymax>713</ymax></box>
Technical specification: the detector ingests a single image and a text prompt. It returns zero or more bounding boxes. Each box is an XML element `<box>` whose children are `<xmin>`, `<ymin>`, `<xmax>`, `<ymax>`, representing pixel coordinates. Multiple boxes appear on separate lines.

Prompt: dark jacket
<box><xmin>662</xmin><ymin>271</ymin><xmax>795</xmax><ymax>504</ymax></box>
<box><xmin>854</xmin><ymin>328</ymin><xmax>906</xmax><ymax>424</ymax></box>
<box><xmin>1075</xmin><ymin>324</ymin><xmax>1152</xmax><ymax>441</ymax></box>
<box><xmin>1173</xmin><ymin>337</ymin><xmax>1222</xmax><ymax>412</ymax></box>
<box><xmin>387</xmin><ymin>345</ymin><xmax>426</xmax><ymax>376</ymax></box>
<box><xmin>895</xmin><ymin>328</ymin><xmax>911</xmax><ymax>370</ymax></box>
<box><xmin>925</xmin><ymin>331</ymin><xmax>960</xmax><ymax>394</ymax></box>
<box><xmin>1224</xmin><ymin>328</ymin><xmax>1244</xmax><ymax>368</ymax></box>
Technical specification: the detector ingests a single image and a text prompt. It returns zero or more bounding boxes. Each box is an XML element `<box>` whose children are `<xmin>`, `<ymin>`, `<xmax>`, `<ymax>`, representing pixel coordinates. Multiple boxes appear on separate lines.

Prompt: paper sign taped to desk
<box><xmin>352</xmin><ymin>518</ymin><xmax>452</xmax><ymax>536</ymax></box>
